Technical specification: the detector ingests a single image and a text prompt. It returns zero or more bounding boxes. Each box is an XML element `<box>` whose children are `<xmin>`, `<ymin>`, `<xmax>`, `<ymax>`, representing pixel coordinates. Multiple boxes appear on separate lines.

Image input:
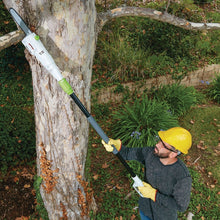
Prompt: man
<box><xmin>102</xmin><ymin>127</ymin><xmax>192</xmax><ymax>220</ymax></box>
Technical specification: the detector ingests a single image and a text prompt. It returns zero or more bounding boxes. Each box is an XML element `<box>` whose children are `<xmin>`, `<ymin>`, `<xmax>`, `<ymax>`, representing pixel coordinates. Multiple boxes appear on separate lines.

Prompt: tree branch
<box><xmin>0</xmin><ymin>30</ymin><xmax>24</xmax><ymax>51</ymax></box>
<box><xmin>1</xmin><ymin>6</ymin><xmax>220</xmax><ymax>51</ymax></box>
<box><xmin>96</xmin><ymin>6</ymin><xmax>220</xmax><ymax>33</ymax></box>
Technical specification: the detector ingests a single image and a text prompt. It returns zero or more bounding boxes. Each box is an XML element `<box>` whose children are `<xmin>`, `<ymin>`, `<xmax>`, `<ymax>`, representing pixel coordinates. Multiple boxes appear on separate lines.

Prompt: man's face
<box><xmin>154</xmin><ymin>139</ymin><xmax>174</xmax><ymax>158</ymax></box>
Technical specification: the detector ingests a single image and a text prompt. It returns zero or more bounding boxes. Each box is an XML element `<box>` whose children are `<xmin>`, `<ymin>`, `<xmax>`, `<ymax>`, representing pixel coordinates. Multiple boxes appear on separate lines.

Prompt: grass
<box><xmin>179</xmin><ymin>106</ymin><xmax>220</xmax><ymax>189</ymax></box>
<box><xmin>0</xmin><ymin>44</ymin><xmax>35</xmax><ymax>173</ymax></box>
<box><xmin>184</xmin><ymin>168</ymin><xmax>220</xmax><ymax>220</ymax></box>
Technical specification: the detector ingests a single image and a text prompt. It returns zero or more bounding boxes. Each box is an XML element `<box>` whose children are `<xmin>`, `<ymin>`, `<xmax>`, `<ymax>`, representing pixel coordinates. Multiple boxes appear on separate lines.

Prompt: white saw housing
<box><xmin>22</xmin><ymin>33</ymin><xmax>63</xmax><ymax>81</ymax></box>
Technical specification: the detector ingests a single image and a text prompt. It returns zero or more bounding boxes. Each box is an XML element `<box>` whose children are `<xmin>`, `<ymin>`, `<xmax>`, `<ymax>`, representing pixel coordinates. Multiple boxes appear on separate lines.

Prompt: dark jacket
<box><xmin>119</xmin><ymin>146</ymin><xmax>192</xmax><ymax>220</ymax></box>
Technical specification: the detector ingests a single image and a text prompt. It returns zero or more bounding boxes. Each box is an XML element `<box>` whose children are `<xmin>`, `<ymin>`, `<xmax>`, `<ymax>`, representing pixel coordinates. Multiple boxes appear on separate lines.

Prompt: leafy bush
<box><xmin>111</xmin><ymin>96</ymin><xmax>179</xmax><ymax>148</ymax></box>
<box><xmin>206</xmin><ymin>74</ymin><xmax>220</xmax><ymax>103</ymax></box>
<box><xmin>0</xmin><ymin>106</ymin><xmax>36</xmax><ymax>172</ymax></box>
<box><xmin>152</xmin><ymin>83</ymin><xmax>198</xmax><ymax>117</ymax></box>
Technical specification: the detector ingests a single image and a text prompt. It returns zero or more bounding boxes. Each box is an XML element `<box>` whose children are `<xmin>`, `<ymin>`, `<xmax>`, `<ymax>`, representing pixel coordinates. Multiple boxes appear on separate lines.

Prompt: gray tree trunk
<box><xmin>3</xmin><ymin>0</ymin><xmax>97</xmax><ymax>219</ymax></box>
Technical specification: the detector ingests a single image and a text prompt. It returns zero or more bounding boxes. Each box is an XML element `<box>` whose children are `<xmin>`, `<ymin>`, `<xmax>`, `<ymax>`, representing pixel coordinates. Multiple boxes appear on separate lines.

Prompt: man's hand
<box><xmin>101</xmin><ymin>138</ymin><xmax>122</xmax><ymax>152</ymax></box>
<box><xmin>138</xmin><ymin>182</ymin><xmax>157</xmax><ymax>202</ymax></box>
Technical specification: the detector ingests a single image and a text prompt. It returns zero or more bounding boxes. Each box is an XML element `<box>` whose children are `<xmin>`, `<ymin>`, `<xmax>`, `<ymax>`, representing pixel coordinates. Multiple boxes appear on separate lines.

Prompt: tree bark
<box><xmin>3</xmin><ymin>0</ymin><xmax>97</xmax><ymax>219</ymax></box>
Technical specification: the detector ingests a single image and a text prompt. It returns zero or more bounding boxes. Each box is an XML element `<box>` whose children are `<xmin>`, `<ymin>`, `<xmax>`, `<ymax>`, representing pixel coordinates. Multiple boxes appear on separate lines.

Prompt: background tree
<box><xmin>1</xmin><ymin>0</ymin><xmax>220</xmax><ymax>219</ymax></box>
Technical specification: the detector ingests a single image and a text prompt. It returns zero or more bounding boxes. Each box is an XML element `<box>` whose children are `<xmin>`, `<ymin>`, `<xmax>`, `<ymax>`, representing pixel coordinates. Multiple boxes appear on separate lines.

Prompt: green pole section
<box><xmin>58</xmin><ymin>78</ymin><xmax>73</xmax><ymax>95</ymax></box>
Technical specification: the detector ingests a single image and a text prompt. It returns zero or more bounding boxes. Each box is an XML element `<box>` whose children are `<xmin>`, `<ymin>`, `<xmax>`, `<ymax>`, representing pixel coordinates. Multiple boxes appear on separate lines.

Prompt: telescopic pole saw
<box><xmin>9</xmin><ymin>8</ymin><xmax>144</xmax><ymax>196</ymax></box>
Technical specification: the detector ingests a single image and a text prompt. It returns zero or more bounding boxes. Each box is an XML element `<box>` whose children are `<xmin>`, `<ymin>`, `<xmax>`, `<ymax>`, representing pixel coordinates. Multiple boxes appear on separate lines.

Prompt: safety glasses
<box><xmin>159</xmin><ymin>138</ymin><xmax>178</xmax><ymax>153</ymax></box>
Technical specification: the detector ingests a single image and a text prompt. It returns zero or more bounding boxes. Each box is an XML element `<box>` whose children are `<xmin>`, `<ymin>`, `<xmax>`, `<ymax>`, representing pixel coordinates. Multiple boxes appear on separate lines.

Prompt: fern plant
<box><xmin>111</xmin><ymin>96</ymin><xmax>179</xmax><ymax>148</ymax></box>
<box><xmin>152</xmin><ymin>83</ymin><xmax>198</xmax><ymax>117</ymax></box>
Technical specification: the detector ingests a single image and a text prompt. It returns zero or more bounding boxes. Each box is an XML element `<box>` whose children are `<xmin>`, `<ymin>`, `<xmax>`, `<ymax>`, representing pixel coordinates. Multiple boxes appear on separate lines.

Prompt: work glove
<box><xmin>138</xmin><ymin>182</ymin><xmax>157</xmax><ymax>202</ymax></box>
<box><xmin>101</xmin><ymin>138</ymin><xmax>122</xmax><ymax>152</ymax></box>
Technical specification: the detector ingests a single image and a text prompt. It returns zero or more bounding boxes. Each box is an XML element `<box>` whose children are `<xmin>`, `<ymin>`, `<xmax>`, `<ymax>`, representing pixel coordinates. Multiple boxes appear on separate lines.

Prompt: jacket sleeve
<box><xmin>119</xmin><ymin>145</ymin><xmax>152</xmax><ymax>164</ymax></box>
<box><xmin>156</xmin><ymin>176</ymin><xmax>192</xmax><ymax>212</ymax></box>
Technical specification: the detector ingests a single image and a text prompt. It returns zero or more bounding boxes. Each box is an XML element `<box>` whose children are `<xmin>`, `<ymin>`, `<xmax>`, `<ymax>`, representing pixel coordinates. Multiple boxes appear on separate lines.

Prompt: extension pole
<box><xmin>9</xmin><ymin>8</ymin><xmax>143</xmax><ymax>195</ymax></box>
<box><xmin>69</xmin><ymin>86</ymin><xmax>136</xmax><ymax>178</ymax></box>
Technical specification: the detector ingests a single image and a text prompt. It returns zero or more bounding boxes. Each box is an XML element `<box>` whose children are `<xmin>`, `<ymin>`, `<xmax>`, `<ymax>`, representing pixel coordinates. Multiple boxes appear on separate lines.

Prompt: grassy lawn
<box><xmin>180</xmin><ymin>105</ymin><xmax>220</xmax><ymax>191</ymax></box>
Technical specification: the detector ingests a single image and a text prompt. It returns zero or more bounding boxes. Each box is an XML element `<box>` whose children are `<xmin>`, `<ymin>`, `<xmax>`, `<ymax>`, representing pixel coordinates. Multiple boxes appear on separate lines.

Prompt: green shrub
<box><xmin>0</xmin><ymin>106</ymin><xmax>36</xmax><ymax>172</ymax></box>
<box><xmin>111</xmin><ymin>96</ymin><xmax>179</xmax><ymax>148</ymax></box>
<box><xmin>152</xmin><ymin>83</ymin><xmax>198</xmax><ymax>117</ymax></box>
<box><xmin>206</xmin><ymin>74</ymin><xmax>220</xmax><ymax>103</ymax></box>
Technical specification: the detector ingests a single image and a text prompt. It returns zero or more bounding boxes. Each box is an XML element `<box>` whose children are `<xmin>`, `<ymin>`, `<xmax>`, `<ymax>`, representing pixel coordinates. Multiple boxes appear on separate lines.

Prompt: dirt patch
<box><xmin>0</xmin><ymin>167</ymin><xmax>36</xmax><ymax>220</ymax></box>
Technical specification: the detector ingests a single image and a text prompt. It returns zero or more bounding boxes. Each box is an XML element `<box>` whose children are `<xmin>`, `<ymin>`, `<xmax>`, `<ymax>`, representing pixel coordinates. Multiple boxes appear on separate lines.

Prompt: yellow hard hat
<box><xmin>158</xmin><ymin>127</ymin><xmax>192</xmax><ymax>154</ymax></box>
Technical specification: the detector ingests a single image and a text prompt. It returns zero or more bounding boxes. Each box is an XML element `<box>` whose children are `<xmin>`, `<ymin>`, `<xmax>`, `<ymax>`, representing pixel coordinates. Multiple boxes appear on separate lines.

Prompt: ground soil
<box><xmin>0</xmin><ymin>166</ymin><xmax>36</xmax><ymax>220</ymax></box>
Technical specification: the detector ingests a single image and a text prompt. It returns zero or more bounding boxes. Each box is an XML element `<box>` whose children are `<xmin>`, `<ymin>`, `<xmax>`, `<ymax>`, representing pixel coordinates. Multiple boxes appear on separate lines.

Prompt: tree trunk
<box><xmin>3</xmin><ymin>0</ymin><xmax>97</xmax><ymax>219</ymax></box>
